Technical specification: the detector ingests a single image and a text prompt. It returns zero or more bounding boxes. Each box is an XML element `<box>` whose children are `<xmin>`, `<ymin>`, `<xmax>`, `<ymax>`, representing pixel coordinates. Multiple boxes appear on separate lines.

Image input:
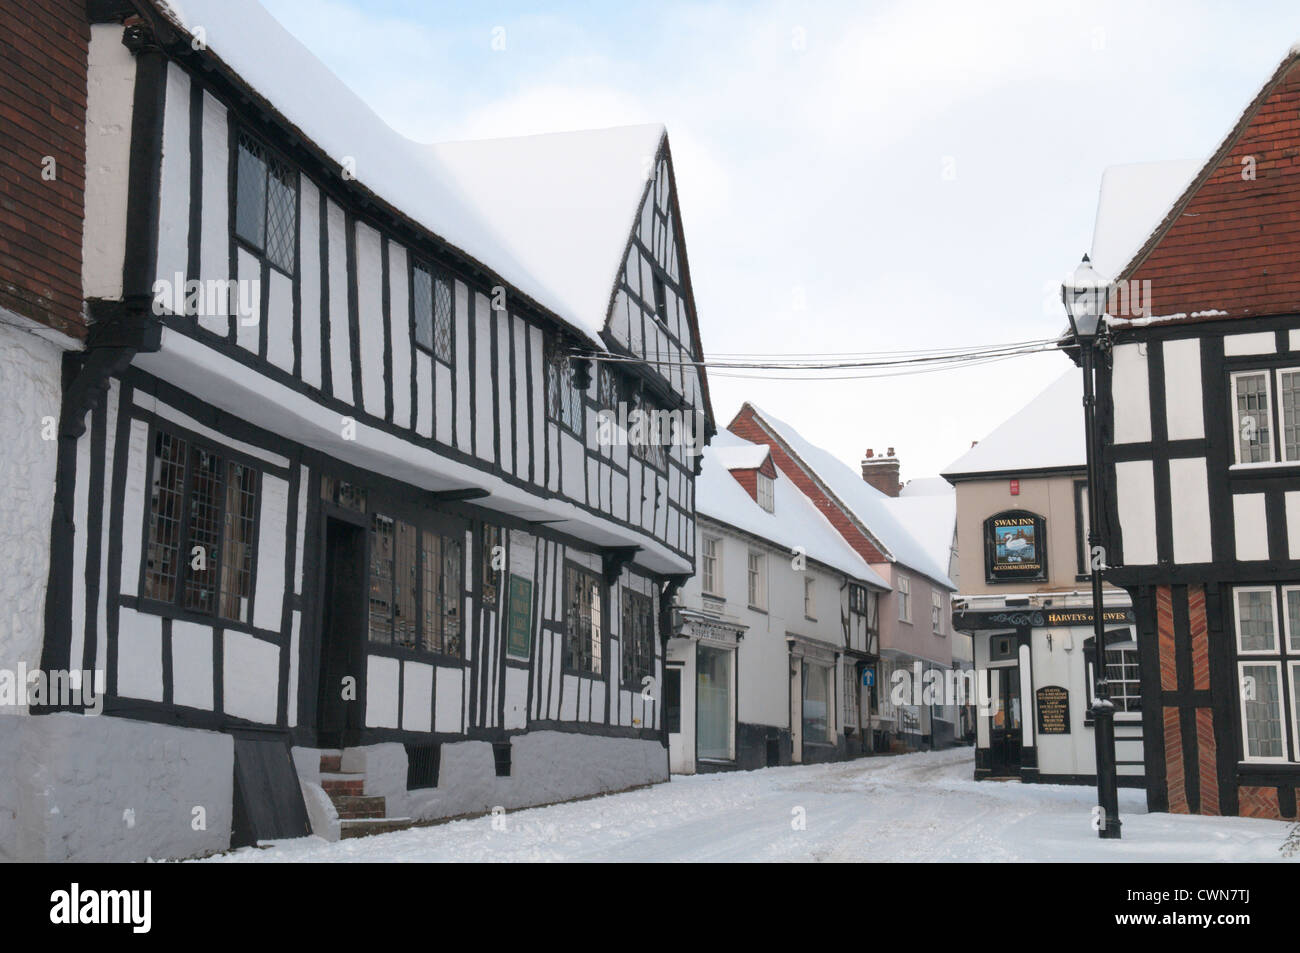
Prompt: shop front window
<box><xmin>802</xmin><ymin>661</ymin><xmax>833</xmax><ymax>745</ymax></box>
<box><xmin>696</xmin><ymin>644</ymin><xmax>734</xmax><ymax>761</ymax></box>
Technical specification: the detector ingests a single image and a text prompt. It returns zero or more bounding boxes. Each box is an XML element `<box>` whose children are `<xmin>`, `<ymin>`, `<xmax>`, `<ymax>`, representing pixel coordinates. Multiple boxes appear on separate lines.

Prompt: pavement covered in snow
<box><xmin>200</xmin><ymin>747</ymin><xmax>1296</xmax><ymax>863</ymax></box>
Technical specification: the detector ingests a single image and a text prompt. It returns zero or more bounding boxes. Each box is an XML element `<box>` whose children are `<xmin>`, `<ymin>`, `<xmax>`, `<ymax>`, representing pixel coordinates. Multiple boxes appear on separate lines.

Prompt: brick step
<box><xmin>319</xmin><ymin>753</ymin><xmax>342</xmax><ymax>773</ymax></box>
<box><xmin>340</xmin><ymin>817</ymin><xmax>413</xmax><ymax>840</ymax></box>
<box><xmin>320</xmin><ymin>773</ymin><xmax>365</xmax><ymax>796</ymax></box>
<box><xmin>330</xmin><ymin>794</ymin><xmax>387</xmax><ymax>820</ymax></box>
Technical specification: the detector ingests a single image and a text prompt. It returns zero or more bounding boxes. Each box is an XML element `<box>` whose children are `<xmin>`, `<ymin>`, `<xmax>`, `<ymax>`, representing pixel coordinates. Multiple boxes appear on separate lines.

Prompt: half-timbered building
<box><xmin>1083</xmin><ymin>44</ymin><xmax>1300</xmax><ymax>821</ymax></box>
<box><xmin>10</xmin><ymin>0</ymin><xmax>713</xmax><ymax>861</ymax></box>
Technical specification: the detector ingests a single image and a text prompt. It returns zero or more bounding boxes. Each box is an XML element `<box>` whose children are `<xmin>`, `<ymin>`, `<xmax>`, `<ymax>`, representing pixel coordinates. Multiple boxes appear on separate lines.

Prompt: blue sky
<box><xmin>262</xmin><ymin>0</ymin><xmax>1300</xmax><ymax>479</ymax></box>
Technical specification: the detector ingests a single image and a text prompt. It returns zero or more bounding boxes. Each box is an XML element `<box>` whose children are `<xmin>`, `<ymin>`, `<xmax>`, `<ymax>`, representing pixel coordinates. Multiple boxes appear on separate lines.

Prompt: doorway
<box><xmin>317</xmin><ymin>517</ymin><xmax>367</xmax><ymax>748</ymax></box>
<box><xmin>988</xmin><ymin>665</ymin><xmax>1022</xmax><ymax>777</ymax></box>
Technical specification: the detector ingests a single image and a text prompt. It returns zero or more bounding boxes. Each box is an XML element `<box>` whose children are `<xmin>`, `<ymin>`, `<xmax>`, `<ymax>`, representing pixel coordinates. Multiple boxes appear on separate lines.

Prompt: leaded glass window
<box><xmin>564</xmin><ymin>565</ymin><xmax>602</xmax><ymax>674</ymax></box>
<box><xmin>547</xmin><ymin>343</ymin><xmax>584</xmax><ymax>436</ymax></box>
<box><xmin>620</xmin><ymin>588</ymin><xmax>655</xmax><ymax>685</ymax></box>
<box><xmin>141</xmin><ymin>429</ymin><xmax>259</xmax><ymax>624</ymax></box>
<box><xmin>1232</xmin><ymin>371</ymin><xmax>1272</xmax><ymax>464</ymax></box>
<box><xmin>234</xmin><ymin>131</ymin><xmax>297</xmax><ymax>275</ymax></box>
<box><xmin>1232</xmin><ymin>585</ymin><xmax>1300</xmax><ymax>763</ymax></box>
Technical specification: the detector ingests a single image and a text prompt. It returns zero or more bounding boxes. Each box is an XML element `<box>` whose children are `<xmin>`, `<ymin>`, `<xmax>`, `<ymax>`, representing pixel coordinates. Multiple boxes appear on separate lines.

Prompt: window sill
<box><xmin>367</xmin><ymin>643</ymin><xmax>467</xmax><ymax>666</ymax></box>
<box><xmin>1228</xmin><ymin>462</ymin><xmax>1300</xmax><ymax>474</ymax></box>
<box><xmin>747</xmin><ymin>605</ymin><xmax>768</xmax><ymax>614</ymax></box>
<box><xmin>561</xmin><ymin>667</ymin><xmax>604</xmax><ymax>679</ymax></box>
<box><xmin>128</xmin><ymin>596</ymin><xmax>274</xmax><ymax>643</ymax></box>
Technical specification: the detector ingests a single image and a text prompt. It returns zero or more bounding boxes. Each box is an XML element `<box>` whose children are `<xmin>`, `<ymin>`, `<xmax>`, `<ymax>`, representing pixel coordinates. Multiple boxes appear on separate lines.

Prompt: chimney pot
<box><xmin>860</xmin><ymin>446</ymin><xmax>902</xmax><ymax>497</ymax></box>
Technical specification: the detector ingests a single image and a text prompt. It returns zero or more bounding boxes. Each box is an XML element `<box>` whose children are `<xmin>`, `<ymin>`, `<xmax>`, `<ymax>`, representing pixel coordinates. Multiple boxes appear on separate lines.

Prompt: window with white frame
<box><xmin>701</xmin><ymin>535</ymin><xmax>722</xmax><ymax>596</ymax></box>
<box><xmin>804</xmin><ymin>576</ymin><xmax>816</xmax><ymax>619</ymax></box>
<box><xmin>1106</xmin><ymin>641</ymin><xmax>1141</xmax><ymax>712</ymax></box>
<box><xmin>1226</xmin><ymin>368</ymin><xmax>1300</xmax><ymax>465</ymax></box>
<box><xmin>843</xmin><ymin>660</ymin><xmax>859</xmax><ymax>728</ymax></box>
<box><xmin>897</xmin><ymin>574</ymin><xmax>911</xmax><ymax>622</ymax></box>
<box><xmin>1086</xmin><ymin>631</ymin><xmax>1141</xmax><ymax>714</ymax></box>
<box><xmin>756</xmin><ymin>471</ymin><xmax>774</xmax><ymax>512</ymax></box>
<box><xmin>1232</xmin><ymin>585</ymin><xmax>1300</xmax><ymax>763</ymax></box>
<box><xmin>932</xmin><ymin>590</ymin><xmax>944</xmax><ymax>635</ymax></box>
<box><xmin>747</xmin><ymin>550</ymin><xmax>766</xmax><ymax>610</ymax></box>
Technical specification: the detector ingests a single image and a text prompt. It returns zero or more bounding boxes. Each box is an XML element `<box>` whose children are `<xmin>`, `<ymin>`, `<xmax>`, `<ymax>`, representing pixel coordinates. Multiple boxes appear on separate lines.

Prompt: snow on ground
<box><xmin>199</xmin><ymin>748</ymin><xmax>1296</xmax><ymax>863</ymax></box>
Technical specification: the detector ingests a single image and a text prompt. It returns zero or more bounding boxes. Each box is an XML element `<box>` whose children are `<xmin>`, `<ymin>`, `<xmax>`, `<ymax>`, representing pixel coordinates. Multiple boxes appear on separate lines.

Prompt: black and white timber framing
<box><xmin>38</xmin><ymin>3</ymin><xmax>716</xmax><ymax>843</ymax></box>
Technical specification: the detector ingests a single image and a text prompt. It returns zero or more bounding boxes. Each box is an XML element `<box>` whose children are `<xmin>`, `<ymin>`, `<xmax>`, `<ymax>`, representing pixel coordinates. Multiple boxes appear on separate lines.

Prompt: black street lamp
<box><xmin>1061</xmin><ymin>253</ymin><xmax>1122</xmax><ymax>840</ymax></box>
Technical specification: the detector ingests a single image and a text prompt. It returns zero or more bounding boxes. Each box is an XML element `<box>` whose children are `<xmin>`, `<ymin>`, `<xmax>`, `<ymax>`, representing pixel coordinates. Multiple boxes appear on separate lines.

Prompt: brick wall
<box><xmin>1127</xmin><ymin>59</ymin><xmax>1300</xmax><ymax>322</ymax></box>
<box><xmin>0</xmin><ymin>0</ymin><xmax>89</xmax><ymax>338</ymax></box>
<box><xmin>729</xmin><ymin>405</ymin><xmax>889</xmax><ymax>563</ymax></box>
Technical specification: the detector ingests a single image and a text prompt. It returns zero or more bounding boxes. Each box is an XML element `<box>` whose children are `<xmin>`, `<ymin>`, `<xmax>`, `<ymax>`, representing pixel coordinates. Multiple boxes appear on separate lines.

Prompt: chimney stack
<box><xmin>861</xmin><ymin>447</ymin><xmax>901</xmax><ymax>497</ymax></box>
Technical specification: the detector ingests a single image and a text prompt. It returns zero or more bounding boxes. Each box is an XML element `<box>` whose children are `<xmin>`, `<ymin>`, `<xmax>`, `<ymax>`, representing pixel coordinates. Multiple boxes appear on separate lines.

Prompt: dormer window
<box><xmin>756</xmin><ymin>471</ymin><xmax>774</xmax><ymax>512</ymax></box>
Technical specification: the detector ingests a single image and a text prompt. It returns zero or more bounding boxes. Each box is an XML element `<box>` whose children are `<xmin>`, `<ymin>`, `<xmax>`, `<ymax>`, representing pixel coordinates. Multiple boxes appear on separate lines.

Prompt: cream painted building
<box><xmin>943</xmin><ymin>371</ymin><xmax>1145</xmax><ymax>788</ymax></box>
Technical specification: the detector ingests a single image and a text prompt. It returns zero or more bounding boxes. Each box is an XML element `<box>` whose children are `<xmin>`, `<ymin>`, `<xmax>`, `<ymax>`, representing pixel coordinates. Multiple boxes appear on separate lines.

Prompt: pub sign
<box><xmin>984</xmin><ymin>510</ymin><xmax>1047</xmax><ymax>583</ymax></box>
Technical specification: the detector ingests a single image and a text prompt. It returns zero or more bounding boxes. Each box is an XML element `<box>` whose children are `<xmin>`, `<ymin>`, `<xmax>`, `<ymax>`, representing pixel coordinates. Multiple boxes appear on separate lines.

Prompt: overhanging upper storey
<box><xmin>80</xmin><ymin>0</ymin><xmax>715</xmax><ymax>574</ymax></box>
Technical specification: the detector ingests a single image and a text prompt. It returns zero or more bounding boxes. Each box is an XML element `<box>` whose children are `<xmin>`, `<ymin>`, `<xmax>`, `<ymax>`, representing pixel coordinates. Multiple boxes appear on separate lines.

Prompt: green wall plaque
<box><xmin>506</xmin><ymin>574</ymin><xmax>533</xmax><ymax>659</ymax></box>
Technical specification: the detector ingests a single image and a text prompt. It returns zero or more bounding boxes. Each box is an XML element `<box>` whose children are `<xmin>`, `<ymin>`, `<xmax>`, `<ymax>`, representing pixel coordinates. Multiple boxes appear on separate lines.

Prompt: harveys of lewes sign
<box><xmin>983</xmin><ymin>510</ymin><xmax>1047</xmax><ymax>583</ymax></box>
<box><xmin>1043</xmin><ymin>607</ymin><xmax>1135</xmax><ymax>627</ymax></box>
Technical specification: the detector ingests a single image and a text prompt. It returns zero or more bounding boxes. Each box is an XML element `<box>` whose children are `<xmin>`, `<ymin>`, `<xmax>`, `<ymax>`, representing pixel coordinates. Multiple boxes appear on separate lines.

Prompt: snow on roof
<box><xmin>156</xmin><ymin>0</ymin><xmax>663</xmax><ymax>344</ymax></box>
<box><xmin>899</xmin><ymin>476</ymin><xmax>954</xmax><ymax>498</ymax></box>
<box><xmin>880</xmin><ymin>493</ymin><xmax>955</xmax><ymax>584</ymax></box>
<box><xmin>709</xmin><ymin>442</ymin><xmax>771</xmax><ymax>471</ymax></box>
<box><xmin>740</xmin><ymin>408</ymin><xmax>955</xmax><ymax>589</ymax></box>
<box><xmin>696</xmin><ymin>431</ymin><xmax>888</xmax><ymax>589</ymax></box>
<box><xmin>1087</xmin><ymin>43</ymin><xmax>1300</xmax><ymax>285</ymax></box>
<box><xmin>1088</xmin><ymin>159</ymin><xmax>1202</xmax><ymax>281</ymax></box>
<box><xmin>941</xmin><ymin>370</ymin><xmax>1083</xmax><ymax>478</ymax></box>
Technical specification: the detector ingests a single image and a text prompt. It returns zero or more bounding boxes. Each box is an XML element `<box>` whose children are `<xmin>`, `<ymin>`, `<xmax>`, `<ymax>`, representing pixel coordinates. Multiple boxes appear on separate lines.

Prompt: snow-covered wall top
<box><xmin>155</xmin><ymin>0</ymin><xmax>662</xmax><ymax>345</ymax></box>
<box><xmin>697</xmin><ymin>431</ymin><xmax>888</xmax><ymax>589</ymax></box>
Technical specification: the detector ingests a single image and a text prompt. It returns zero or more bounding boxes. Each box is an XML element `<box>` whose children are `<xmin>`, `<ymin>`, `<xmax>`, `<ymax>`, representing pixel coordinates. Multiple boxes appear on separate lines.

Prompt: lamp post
<box><xmin>1061</xmin><ymin>253</ymin><xmax>1122</xmax><ymax>840</ymax></box>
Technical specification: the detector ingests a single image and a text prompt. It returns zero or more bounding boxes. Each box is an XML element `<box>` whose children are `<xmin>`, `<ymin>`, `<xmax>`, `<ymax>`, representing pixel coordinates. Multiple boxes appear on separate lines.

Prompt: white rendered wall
<box><xmin>0</xmin><ymin>321</ymin><xmax>66</xmax><ymax>709</ymax></box>
<box><xmin>82</xmin><ymin>24</ymin><xmax>136</xmax><ymax>300</ymax></box>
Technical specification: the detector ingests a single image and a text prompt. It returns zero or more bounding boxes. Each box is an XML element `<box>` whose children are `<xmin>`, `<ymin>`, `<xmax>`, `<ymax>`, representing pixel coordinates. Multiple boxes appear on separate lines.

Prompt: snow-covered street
<box><xmin>202</xmin><ymin>748</ymin><xmax>1297</xmax><ymax>863</ymax></box>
